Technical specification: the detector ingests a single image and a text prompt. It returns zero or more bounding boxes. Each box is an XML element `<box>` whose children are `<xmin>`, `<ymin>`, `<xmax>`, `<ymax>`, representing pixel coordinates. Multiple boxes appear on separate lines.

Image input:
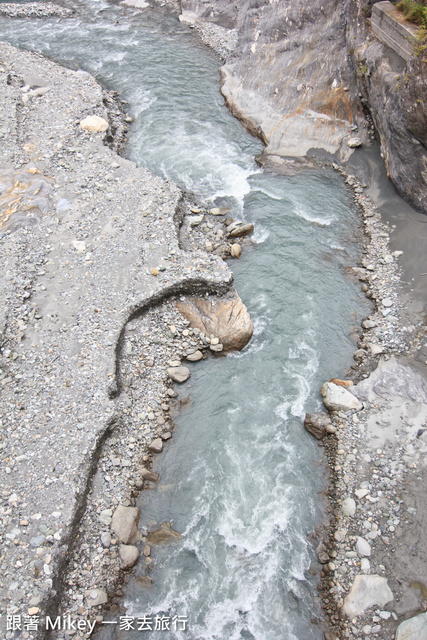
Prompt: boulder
<box><xmin>321</xmin><ymin>382</ymin><xmax>363</xmax><ymax>412</ymax></box>
<box><xmin>176</xmin><ymin>294</ymin><xmax>253</xmax><ymax>352</ymax></box>
<box><xmin>121</xmin><ymin>0</ymin><xmax>149</xmax><ymax>7</ymax></box>
<box><xmin>343</xmin><ymin>575</ymin><xmax>393</xmax><ymax>618</ymax></box>
<box><xmin>227</xmin><ymin>221</ymin><xmax>254</xmax><ymax>238</ymax></box>
<box><xmin>136</xmin><ymin>575</ymin><xmax>152</xmax><ymax>588</ymax></box>
<box><xmin>395</xmin><ymin>612</ymin><xmax>427</xmax><ymax>640</ymax></box>
<box><xmin>86</xmin><ymin>588</ymin><xmax>108</xmax><ymax>608</ymax></box>
<box><xmin>100</xmin><ymin>532</ymin><xmax>111</xmax><ymax>548</ymax></box>
<box><xmin>148</xmin><ymin>438</ymin><xmax>163</xmax><ymax>454</ymax></box>
<box><xmin>230</xmin><ymin>243</ymin><xmax>242</xmax><ymax>258</ymax></box>
<box><xmin>147</xmin><ymin>522</ymin><xmax>181</xmax><ymax>545</ymax></box>
<box><xmin>138</xmin><ymin>467</ymin><xmax>159</xmax><ymax>483</ymax></box>
<box><xmin>186</xmin><ymin>350</ymin><xmax>203</xmax><ymax>362</ymax></box>
<box><xmin>111</xmin><ymin>505</ymin><xmax>139</xmax><ymax>544</ymax></box>
<box><xmin>342</xmin><ymin>497</ymin><xmax>356</xmax><ymax>517</ymax></box>
<box><xmin>356</xmin><ymin>537</ymin><xmax>371</xmax><ymax>556</ymax></box>
<box><xmin>79</xmin><ymin>115</ymin><xmax>109</xmax><ymax>132</ymax></box>
<box><xmin>347</xmin><ymin>137</ymin><xmax>362</xmax><ymax>148</ymax></box>
<box><xmin>119</xmin><ymin>544</ymin><xmax>139</xmax><ymax>569</ymax></box>
<box><xmin>210</xmin><ymin>207</ymin><xmax>231</xmax><ymax>216</ymax></box>
<box><xmin>304</xmin><ymin>412</ymin><xmax>331</xmax><ymax>439</ymax></box>
<box><xmin>167</xmin><ymin>366</ymin><xmax>190</xmax><ymax>383</ymax></box>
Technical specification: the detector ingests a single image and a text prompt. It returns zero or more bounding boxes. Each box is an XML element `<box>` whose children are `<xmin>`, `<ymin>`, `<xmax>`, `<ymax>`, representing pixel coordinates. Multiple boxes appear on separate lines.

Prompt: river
<box><xmin>0</xmin><ymin>2</ymin><xmax>369</xmax><ymax>638</ymax></box>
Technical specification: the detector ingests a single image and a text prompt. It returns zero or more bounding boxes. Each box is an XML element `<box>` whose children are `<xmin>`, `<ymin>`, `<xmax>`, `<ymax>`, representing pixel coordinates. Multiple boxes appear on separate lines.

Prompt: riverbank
<box><xmin>0</xmin><ymin>40</ymin><xmax>247</xmax><ymax>639</ymax></box>
<box><xmin>311</xmin><ymin>166</ymin><xmax>427</xmax><ymax>640</ymax></box>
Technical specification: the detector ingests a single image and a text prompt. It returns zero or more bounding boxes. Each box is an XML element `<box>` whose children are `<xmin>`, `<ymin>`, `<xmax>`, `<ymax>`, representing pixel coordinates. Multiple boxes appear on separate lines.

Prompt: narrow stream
<box><xmin>0</xmin><ymin>3</ymin><xmax>369</xmax><ymax>638</ymax></box>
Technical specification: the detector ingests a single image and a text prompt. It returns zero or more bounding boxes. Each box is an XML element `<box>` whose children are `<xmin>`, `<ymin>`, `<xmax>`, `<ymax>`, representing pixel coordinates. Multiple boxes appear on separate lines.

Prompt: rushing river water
<box><xmin>0</xmin><ymin>3</ymin><xmax>369</xmax><ymax>638</ymax></box>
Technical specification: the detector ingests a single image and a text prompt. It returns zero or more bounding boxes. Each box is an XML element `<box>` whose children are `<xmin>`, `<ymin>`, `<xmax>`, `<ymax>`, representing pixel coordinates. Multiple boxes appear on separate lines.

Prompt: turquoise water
<box><xmin>0</xmin><ymin>3</ymin><xmax>368</xmax><ymax>638</ymax></box>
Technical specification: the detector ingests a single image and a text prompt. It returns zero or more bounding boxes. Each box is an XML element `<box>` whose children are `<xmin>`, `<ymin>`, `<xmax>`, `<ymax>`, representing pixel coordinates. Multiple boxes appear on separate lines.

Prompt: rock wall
<box><xmin>345</xmin><ymin>0</ymin><xmax>427</xmax><ymax>214</ymax></box>
<box><xmin>176</xmin><ymin>0</ymin><xmax>427</xmax><ymax>214</ymax></box>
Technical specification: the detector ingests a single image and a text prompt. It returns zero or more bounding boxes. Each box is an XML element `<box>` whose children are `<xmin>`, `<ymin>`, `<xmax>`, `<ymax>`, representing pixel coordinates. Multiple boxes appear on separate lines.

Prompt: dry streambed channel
<box><xmin>0</xmin><ymin>2</ymin><xmax>426</xmax><ymax>640</ymax></box>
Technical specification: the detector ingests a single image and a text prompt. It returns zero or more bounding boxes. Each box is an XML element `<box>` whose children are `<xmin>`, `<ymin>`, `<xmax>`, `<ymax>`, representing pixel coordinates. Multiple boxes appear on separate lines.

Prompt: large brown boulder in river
<box><xmin>176</xmin><ymin>294</ymin><xmax>253</xmax><ymax>352</ymax></box>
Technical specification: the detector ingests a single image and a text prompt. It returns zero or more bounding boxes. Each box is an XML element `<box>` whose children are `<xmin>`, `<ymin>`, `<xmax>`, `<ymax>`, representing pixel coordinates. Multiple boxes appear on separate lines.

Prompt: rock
<box><xmin>362</xmin><ymin>319</ymin><xmax>377</xmax><ymax>329</ymax></box>
<box><xmin>210</xmin><ymin>207</ymin><xmax>231</xmax><ymax>216</ymax></box>
<box><xmin>111</xmin><ymin>505</ymin><xmax>139</xmax><ymax>544</ymax></box>
<box><xmin>343</xmin><ymin>575</ymin><xmax>394</xmax><ymax>617</ymax></box>
<box><xmin>138</xmin><ymin>468</ymin><xmax>159</xmax><ymax>483</ymax></box>
<box><xmin>28</xmin><ymin>607</ymin><xmax>39</xmax><ymax>616</ymax></box>
<box><xmin>100</xmin><ymin>532</ymin><xmax>111</xmax><ymax>548</ymax></box>
<box><xmin>342</xmin><ymin>497</ymin><xmax>356</xmax><ymax>517</ymax></box>
<box><xmin>360</xmin><ymin>558</ymin><xmax>370</xmax><ymax>573</ymax></box>
<box><xmin>382</xmin><ymin>297</ymin><xmax>393</xmax><ymax>307</ymax></box>
<box><xmin>187</xmin><ymin>214</ymin><xmax>204</xmax><ymax>226</ymax></box>
<box><xmin>86</xmin><ymin>588</ymin><xmax>108</xmax><ymax>608</ymax></box>
<box><xmin>230</xmin><ymin>243</ymin><xmax>242</xmax><ymax>258</ymax></box>
<box><xmin>135</xmin><ymin>576</ymin><xmax>152</xmax><ymax>588</ymax></box>
<box><xmin>119</xmin><ymin>544</ymin><xmax>139</xmax><ymax>568</ymax></box>
<box><xmin>370</xmin><ymin>343</ymin><xmax>384</xmax><ymax>355</ymax></box>
<box><xmin>209</xmin><ymin>343</ymin><xmax>224</xmax><ymax>352</ymax></box>
<box><xmin>317</xmin><ymin>542</ymin><xmax>329</xmax><ymax>564</ymax></box>
<box><xmin>148</xmin><ymin>438</ymin><xmax>163</xmax><ymax>453</ymax></box>
<box><xmin>329</xmin><ymin>378</ymin><xmax>353</xmax><ymax>388</ymax></box>
<box><xmin>80</xmin><ymin>115</ymin><xmax>109</xmax><ymax>132</ymax></box>
<box><xmin>186</xmin><ymin>350</ymin><xmax>203</xmax><ymax>362</ymax></box>
<box><xmin>227</xmin><ymin>222</ymin><xmax>254</xmax><ymax>238</ymax></box>
<box><xmin>355</xmin><ymin>488</ymin><xmax>369</xmax><ymax>499</ymax></box>
<box><xmin>72</xmin><ymin>240</ymin><xmax>86</xmax><ymax>254</ymax></box>
<box><xmin>147</xmin><ymin>522</ymin><xmax>182</xmax><ymax>545</ymax></box>
<box><xmin>121</xmin><ymin>0</ymin><xmax>149</xmax><ymax>7</ymax></box>
<box><xmin>176</xmin><ymin>294</ymin><xmax>253</xmax><ymax>352</ymax></box>
<box><xmin>321</xmin><ymin>382</ymin><xmax>363</xmax><ymax>412</ymax></box>
<box><xmin>347</xmin><ymin>137</ymin><xmax>362</xmax><ymax>148</ymax></box>
<box><xmin>395</xmin><ymin>612</ymin><xmax>427</xmax><ymax>640</ymax></box>
<box><xmin>167</xmin><ymin>366</ymin><xmax>190</xmax><ymax>383</ymax></box>
<box><xmin>356</xmin><ymin>537</ymin><xmax>371</xmax><ymax>557</ymax></box>
<box><xmin>178</xmin><ymin>10</ymin><xmax>198</xmax><ymax>24</ymax></box>
<box><xmin>304</xmin><ymin>412</ymin><xmax>331</xmax><ymax>439</ymax></box>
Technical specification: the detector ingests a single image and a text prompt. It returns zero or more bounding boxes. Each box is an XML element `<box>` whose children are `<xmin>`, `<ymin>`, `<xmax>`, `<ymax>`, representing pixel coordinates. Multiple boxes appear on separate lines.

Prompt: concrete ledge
<box><xmin>371</xmin><ymin>1</ymin><xmax>419</xmax><ymax>61</ymax></box>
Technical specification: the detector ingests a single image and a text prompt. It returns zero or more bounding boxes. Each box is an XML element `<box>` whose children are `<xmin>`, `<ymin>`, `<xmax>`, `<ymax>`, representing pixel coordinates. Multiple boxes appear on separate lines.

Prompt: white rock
<box><xmin>72</xmin><ymin>240</ymin><xmax>86</xmax><ymax>254</ymax></box>
<box><xmin>356</xmin><ymin>537</ymin><xmax>371</xmax><ymax>557</ymax></box>
<box><xmin>80</xmin><ymin>115</ymin><xmax>109</xmax><ymax>132</ymax></box>
<box><xmin>121</xmin><ymin>0</ymin><xmax>149</xmax><ymax>6</ymax></box>
<box><xmin>395</xmin><ymin>612</ymin><xmax>427</xmax><ymax>640</ymax></box>
<box><xmin>100</xmin><ymin>532</ymin><xmax>111</xmax><ymax>548</ymax></box>
<box><xmin>370</xmin><ymin>343</ymin><xmax>384</xmax><ymax>355</ymax></box>
<box><xmin>119</xmin><ymin>544</ymin><xmax>139</xmax><ymax>568</ymax></box>
<box><xmin>382</xmin><ymin>298</ymin><xmax>393</xmax><ymax>307</ymax></box>
<box><xmin>321</xmin><ymin>382</ymin><xmax>363</xmax><ymax>412</ymax></box>
<box><xmin>111</xmin><ymin>505</ymin><xmax>139</xmax><ymax>544</ymax></box>
<box><xmin>343</xmin><ymin>575</ymin><xmax>394</xmax><ymax>617</ymax></box>
<box><xmin>167</xmin><ymin>366</ymin><xmax>190</xmax><ymax>383</ymax></box>
<box><xmin>86</xmin><ymin>588</ymin><xmax>108</xmax><ymax>607</ymax></box>
<box><xmin>347</xmin><ymin>137</ymin><xmax>362</xmax><ymax>148</ymax></box>
<box><xmin>342</xmin><ymin>497</ymin><xmax>356</xmax><ymax>517</ymax></box>
<box><xmin>361</xmin><ymin>558</ymin><xmax>371</xmax><ymax>573</ymax></box>
<box><xmin>355</xmin><ymin>489</ymin><xmax>369</xmax><ymax>499</ymax></box>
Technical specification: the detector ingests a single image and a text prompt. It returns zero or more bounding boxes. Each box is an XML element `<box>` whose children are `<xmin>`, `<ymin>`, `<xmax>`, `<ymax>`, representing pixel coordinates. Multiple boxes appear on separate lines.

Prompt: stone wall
<box><xmin>371</xmin><ymin>1</ymin><xmax>419</xmax><ymax>61</ymax></box>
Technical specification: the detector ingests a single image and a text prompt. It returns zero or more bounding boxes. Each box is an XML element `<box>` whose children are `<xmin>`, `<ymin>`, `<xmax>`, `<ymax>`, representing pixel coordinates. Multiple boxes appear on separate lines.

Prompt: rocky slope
<box><xmin>175</xmin><ymin>0</ymin><xmax>427</xmax><ymax>214</ymax></box>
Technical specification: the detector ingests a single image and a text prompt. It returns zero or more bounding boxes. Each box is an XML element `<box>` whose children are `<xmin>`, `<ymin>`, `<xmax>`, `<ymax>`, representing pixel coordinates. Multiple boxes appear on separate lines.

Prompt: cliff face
<box><xmin>178</xmin><ymin>0</ymin><xmax>427</xmax><ymax>214</ymax></box>
<box><xmin>345</xmin><ymin>0</ymin><xmax>427</xmax><ymax>214</ymax></box>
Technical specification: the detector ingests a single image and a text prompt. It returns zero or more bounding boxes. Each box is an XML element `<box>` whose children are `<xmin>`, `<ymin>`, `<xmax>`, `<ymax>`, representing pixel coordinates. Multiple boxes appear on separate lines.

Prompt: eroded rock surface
<box><xmin>343</xmin><ymin>575</ymin><xmax>394</xmax><ymax>618</ymax></box>
<box><xmin>176</xmin><ymin>293</ymin><xmax>253</xmax><ymax>351</ymax></box>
